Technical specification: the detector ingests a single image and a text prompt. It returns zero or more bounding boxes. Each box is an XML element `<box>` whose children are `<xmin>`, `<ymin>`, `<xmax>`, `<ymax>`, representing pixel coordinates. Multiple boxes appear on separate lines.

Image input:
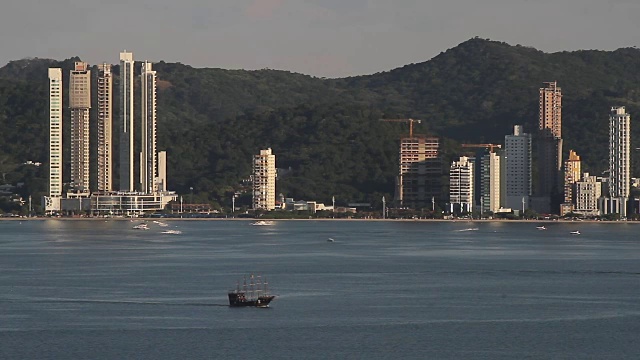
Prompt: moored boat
<box><xmin>252</xmin><ymin>220</ymin><xmax>274</xmax><ymax>226</ymax></box>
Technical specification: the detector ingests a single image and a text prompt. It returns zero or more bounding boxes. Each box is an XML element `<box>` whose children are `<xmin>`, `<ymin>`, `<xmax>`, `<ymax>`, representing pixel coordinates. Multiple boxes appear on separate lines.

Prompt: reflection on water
<box><xmin>1</xmin><ymin>220</ymin><xmax>639</xmax><ymax>359</ymax></box>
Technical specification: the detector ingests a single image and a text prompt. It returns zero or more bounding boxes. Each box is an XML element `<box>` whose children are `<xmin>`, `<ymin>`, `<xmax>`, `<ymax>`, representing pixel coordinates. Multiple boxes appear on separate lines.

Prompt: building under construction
<box><xmin>396</xmin><ymin>136</ymin><xmax>442</xmax><ymax>209</ymax></box>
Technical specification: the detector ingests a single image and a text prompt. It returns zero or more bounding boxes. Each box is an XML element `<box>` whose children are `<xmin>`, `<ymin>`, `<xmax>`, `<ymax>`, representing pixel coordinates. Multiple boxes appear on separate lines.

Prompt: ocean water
<box><xmin>0</xmin><ymin>220</ymin><xmax>639</xmax><ymax>359</ymax></box>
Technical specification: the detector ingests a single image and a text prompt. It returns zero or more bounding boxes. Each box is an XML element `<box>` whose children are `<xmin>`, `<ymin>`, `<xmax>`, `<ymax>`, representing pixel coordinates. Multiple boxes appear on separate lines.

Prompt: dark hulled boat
<box><xmin>228</xmin><ymin>275</ymin><xmax>275</xmax><ymax>308</ymax></box>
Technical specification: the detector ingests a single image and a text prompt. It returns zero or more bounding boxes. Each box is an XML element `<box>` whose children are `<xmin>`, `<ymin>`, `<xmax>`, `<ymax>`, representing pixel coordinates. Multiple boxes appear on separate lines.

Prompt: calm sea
<box><xmin>0</xmin><ymin>220</ymin><xmax>639</xmax><ymax>359</ymax></box>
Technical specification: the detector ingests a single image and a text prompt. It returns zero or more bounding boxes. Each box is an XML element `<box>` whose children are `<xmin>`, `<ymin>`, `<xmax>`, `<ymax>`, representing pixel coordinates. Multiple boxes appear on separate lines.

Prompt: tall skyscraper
<box><xmin>504</xmin><ymin>125</ymin><xmax>531</xmax><ymax>211</ymax></box>
<box><xmin>253</xmin><ymin>148</ymin><xmax>276</xmax><ymax>210</ymax></box>
<box><xmin>48</xmin><ymin>68</ymin><xmax>63</xmax><ymax>199</ymax></box>
<box><xmin>119</xmin><ymin>51</ymin><xmax>134</xmax><ymax>192</ymax></box>
<box><xmin>607</xmin><ymin>106</ymin><xmax>631</xmax><ymax>216</ymax></box>
<box><xmin>96</xmin><ymin>63</ymin><xmax>113</xmax><ymax>193</ymax></box>
<box><xmin>480</xmin><ymin>151</ymin><xmax>502</xmax><ymax>214</ymax></box>
<box><xmin>396</xmin><ymin>137</ymin><xmax>441</xmax><ymax>208</ymax></box>
<box><xmin>140</xmin><ymin>61</ymin><xmax>157</xmax><ymax>194</ymax></box>
<box><xmin>561</xmin><ymin>150</ymin><xmax>581</xmax><ymax>215</ymax></box>
<box><xmin>535</xmin><ymin>81</ymin><xmax>563</xmax><ymax>213</ymax></box>
<box><xmin>69</xmin><ymin>62</ymin><xmax>91</xmax><ymax>194</ymax></box>
<box><xmin>449</xmin><ymin>156</ymin><xmax>474</xmax><ymax>214</ymax></box>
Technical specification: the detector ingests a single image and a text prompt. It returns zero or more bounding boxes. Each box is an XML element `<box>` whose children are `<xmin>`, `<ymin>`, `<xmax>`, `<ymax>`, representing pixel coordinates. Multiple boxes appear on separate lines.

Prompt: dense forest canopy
<box><xmin>0</xmin><ymin>38</ymin><xmax>639</xmax><ymax>210</ymax></box>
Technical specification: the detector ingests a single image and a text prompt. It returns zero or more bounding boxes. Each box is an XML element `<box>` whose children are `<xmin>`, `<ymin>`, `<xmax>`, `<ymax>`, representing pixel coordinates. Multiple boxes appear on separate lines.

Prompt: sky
<box><xmin>2</xmin><ymin>0</ymin><xmax>639</xmax><ymax>78</ymax></box>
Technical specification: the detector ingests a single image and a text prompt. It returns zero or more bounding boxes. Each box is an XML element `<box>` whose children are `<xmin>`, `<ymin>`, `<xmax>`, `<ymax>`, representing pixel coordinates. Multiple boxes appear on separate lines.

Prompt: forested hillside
<box><xmin>1</xmin><ymin>38</ymin><xmax>639</xmax><ymax>210</ymax></box>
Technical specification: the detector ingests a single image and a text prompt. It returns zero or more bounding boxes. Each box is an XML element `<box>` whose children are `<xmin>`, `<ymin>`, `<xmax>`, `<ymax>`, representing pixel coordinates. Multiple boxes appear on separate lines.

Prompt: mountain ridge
<box><xmin>0</xmin><ymin>38</ymin><xmax>639</xmax><ymax>211</ymax></box>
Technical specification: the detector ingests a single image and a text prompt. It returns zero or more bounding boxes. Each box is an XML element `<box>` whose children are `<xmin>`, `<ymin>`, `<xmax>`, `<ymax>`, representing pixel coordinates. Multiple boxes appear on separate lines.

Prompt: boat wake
<box><xmin>0</xmin><ymin>298</ymin><xmax>228</xmax><ymax>307</ymax></box>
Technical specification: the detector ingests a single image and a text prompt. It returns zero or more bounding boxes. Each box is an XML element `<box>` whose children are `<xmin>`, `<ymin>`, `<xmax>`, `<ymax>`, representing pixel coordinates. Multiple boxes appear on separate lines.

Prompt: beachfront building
<box><xmin>96</xmin><ymin>63</ymin><xmax>113</xmax><ymax>193</ymax></box>
<box><xmin>119</xmin><ymin>51</ymin><xmax>135</xmax><ymax>192</ymax></box>
<box><xmin>44</xmin><ymin>68</ymin><xmax>63</xmax><ymax>212</ymax></box>
<box><xmin>140</xmin><ymin>61</ymin><xmax>157</xmax><ymax>194</ymax></box>
<box><xmin>480</xmin><ymin>151</ymin><xmax>502</xmax><ymax>214</ymax></box>
<box><xmin>560</xmin><ymin>150</ymin><xmax>581</xmax><ymax>216</ymax></box>
<box><xmin>574</xmin><ymin>173</ymin><xmax>603</xmax><ymax>217</ymax></box>
<box><xmin>534</xmin><ymin>81</ymin><xmax>563</xmax><ymax>213</ymax></box>
<box><xmin>396</xmin><ymin>137</ymin><xmax>441</xmax><ymax>209</ymax></box>
<box><xmin>253</xmin><ymin>148</ymin><xmax>276</xmax><ymax>210</ymax></box>
<box><xmin>603</xmin><ymin>106</ymin><xmax>631</xmax><ymax>217</ymax></box>
<box><xmin>69</xmin><ymin>62</ymin><xmax>91</xmax><ymax>195</ymax></box>
<box><xmin>504</xmin><ymin>125</ymin><xmax>531</xmax><ymax>212</ymax></box>
<box><xmin>449</xmin><ymin>156</ymin><xmax>474</xmax><ymax>214</ymax></box>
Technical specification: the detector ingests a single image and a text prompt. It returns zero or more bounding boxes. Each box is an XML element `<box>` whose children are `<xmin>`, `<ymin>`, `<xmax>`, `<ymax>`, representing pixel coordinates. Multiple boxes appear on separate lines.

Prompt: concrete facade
<box><xmin>253</xmin><ymin>148</ymin><xmax>276</xmax><ymax>210</ymax></box>
<box><xmin>69</xmin><ymin>62</ymin><xmax>91</xmax><ymax>194</ymax></box>
<box><xmin>449</xmin><ymin>156</ymin><xmax>474</xmax><ymax>213</ymax></box>
<box><xmin>96</xmin><ymin>63</ymin><xmax>113</xmax><ymax>193</ymax></box>
<box><xmin>119</xmin><ymin>51</ymin><xmax>135</xmax><ymax>192</ymax></box>
<box><xmin>140</xmin><ymin>61</ymin><xmax>157</xmax><ymax>194</ymax></box>
<box><xmin>505</xmin><ymin>125</ymin><xmax>531</xmax><ymax>211</ymax></box>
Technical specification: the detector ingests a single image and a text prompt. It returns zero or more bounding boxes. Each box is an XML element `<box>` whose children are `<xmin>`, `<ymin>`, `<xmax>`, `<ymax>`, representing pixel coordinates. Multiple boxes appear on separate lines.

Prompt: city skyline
<box><xmin>1</xmin><ymin>1</ymin><xmax>639</xmax><ymax>77</ymax></box>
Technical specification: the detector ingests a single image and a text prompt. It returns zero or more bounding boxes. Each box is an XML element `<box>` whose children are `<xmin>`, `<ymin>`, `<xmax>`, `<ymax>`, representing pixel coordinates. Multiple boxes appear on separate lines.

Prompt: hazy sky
<box><xmin>2</xmin><ymin>0</ymin><xmax>639</xmax><ymax>77</ymax></box>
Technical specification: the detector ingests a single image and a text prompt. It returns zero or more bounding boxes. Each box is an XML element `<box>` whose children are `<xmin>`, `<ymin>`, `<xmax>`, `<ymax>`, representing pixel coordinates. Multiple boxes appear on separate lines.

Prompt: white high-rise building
<box><xmin>481</xmin><ymin>151</ymin><xmax>501</xmax><ymax>214</ymax></box>
<box><xmin>119</xmin><ymin>51</ymin><xmax>135</xmax><ymax>192</ymax></box>
<box><xmin>69</xmin><ymin>62</ymin><xmax>91</xmax><ymax>194</ymax></box>
<box><xmin>140</xmin><ymin>61</ymin><xmax>157</xmax><ymax>194</ymax></box>
<box><xmin>96</xmin><ymin>63</ymin><xmax>113</xmax><ymax>193</ymax></box>
<box><xmin>449</xmin><ymin>156</ymin><xmax>474</xmax><ymax>214</ymax></box>
<box><xmin>575</xmin><ymin>173</ymin><xmax>602</xmax><ymax>217</ymax></box>
<box><xmin>607</xmin><ymin>106</ymin><xmax>631</xmax><ymax>216</ymax></box>
<box><xmin>46</xmin><ymin>68</ymin><xmax>63</xmax><ymax>211</ymax></box>
<box><xmin>505</xmin><ymin>125</ymin><xmax>531</xmax><ymax>211</ymax></box>
<box><xmin>253</xmin><ymin>148</ymin><xmax>276</xmax><ymax>210</ymax></box>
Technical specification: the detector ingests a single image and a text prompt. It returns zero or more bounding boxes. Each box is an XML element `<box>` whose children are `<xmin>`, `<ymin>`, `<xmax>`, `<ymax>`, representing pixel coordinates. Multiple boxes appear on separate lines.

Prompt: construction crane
<box><xmin>461</xmin><ymin>143</ymin><xmax>502</xmax><ymax>153</ymax></box>
<box><xmin>380</xmin><ymin>118</ymin><xmax>422</xmax><ymax>138</ymax></box>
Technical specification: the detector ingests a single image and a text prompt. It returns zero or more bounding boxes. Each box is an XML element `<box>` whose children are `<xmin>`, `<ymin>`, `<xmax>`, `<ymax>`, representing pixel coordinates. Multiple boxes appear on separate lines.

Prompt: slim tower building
<box><xmin>119</xmin><ymin>51</ymin><xmax>135</xmax><ymax>192</ymax></box>
<box><xmin>481</xmin><ymin>151</ymin><xmax>502</xmax><ymax>214</ymax></box>
<box><xmin>535</xmin><ymin>81</ymin><xmax>563</xmax><ymax>212</ymax></box>
<box><xmin>69</xmin><ymin>62</ymin><xmax>91</xmax><ymax>194</ymax></box>
<box><xmin>449</xmin><ymin>156</ymin><xmax>474</xmax><ymax>214</ymax></box>
<box><xmin>608</xmin><ymin>107</ymin><xmax>631</xmax><ymax>216</ymax></box>
<box><xmin>140</xmin><ymin>61</ymin><xmax>157</xmax><ymax>194</ymax></box>
<box><xmin>505</xmin><ymin>125</ymin><xmax>531</xmax><ymax>211</ymax></box>
<box><xmin>253</xmin><ymin>148</ymin><xmax>276</xmax><ymax>210</ymax></box>
<box><xmin>157</xmin><ymin>151</ymin><xmax>167</xmax><ymax>193</ymax></box>
<box><xmin>48</xmin><ymin>68</ymin><xmax>63</xmax><ymax>199</ymax></box>
<box><xmin>96</xmin><ymin>63</ymin><xmax>113</xmax><ymax>193</ymax></box>
<box><xmin>561</xmin><ymin>150</ymin><xmax>581</xmax><ymax>215</ymax></box>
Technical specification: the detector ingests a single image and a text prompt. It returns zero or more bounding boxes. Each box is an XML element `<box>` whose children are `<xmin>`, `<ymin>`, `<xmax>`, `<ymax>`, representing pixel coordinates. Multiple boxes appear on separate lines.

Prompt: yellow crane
<box><xmin>461</xmin><ymin>143</ymin><xmax>502</xmax><ymax>153</ymax></box>
<box><xmin>379</xmin><ymin>118</ymin><xmax>422</xmax><ymax>138</ymax></box>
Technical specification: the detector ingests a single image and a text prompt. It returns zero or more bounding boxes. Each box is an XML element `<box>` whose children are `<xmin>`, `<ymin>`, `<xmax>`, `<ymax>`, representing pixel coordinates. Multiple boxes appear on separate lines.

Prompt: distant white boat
<box><xmin>153</xmin><ymin>220</ymin><xmax>169</xmax><ymax>227</ymax></box>
<box><xmin>162</xmin><ymin>229</ymin><xmax>182</xmax><ymax>235</ymax></box>
<box><xmin>252</xmin><ymin>220</ymin><xmax>274</xmax><ymax>226</ymax></box>
<box><xmin>327</xmin><ymin>238</ymin><xmax>335</xmax><ymax>242</ymax></box>
<box><xmin>570</xmin><ymin>230</ymin><xmax>580</xmax><ymax>235</ymax></box>
<box><xmin>457</xmin><ymin>228</ymin><xmax>479</xmax><ymax>232</ymax></box>
<box><xmin>133</xmin><ymin>223</ymin><xmax>149</xmax><ymax>230</ymax></box>
<box><xmin>536</xmin><ymin>226</ymin><xmax>547</xmax><ymax>230</ymax></box>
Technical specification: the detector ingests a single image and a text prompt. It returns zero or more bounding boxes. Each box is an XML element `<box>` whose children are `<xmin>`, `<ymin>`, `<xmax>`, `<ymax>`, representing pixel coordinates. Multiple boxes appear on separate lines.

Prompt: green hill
<box><xmin>1</xmin><ymin>38</ymin><xmax>639</xmax><ymax>211</ymax></box>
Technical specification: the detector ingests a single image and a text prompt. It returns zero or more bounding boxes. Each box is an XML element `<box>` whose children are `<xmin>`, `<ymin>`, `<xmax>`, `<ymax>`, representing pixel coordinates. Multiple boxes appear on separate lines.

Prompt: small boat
<box><xmin>327</xmin><ymin>238</ymin><xmax>335</xmax><ymax>242</ymax></box>
<box><xmin>570</xmin><ymin>231</ymin><xmax>580</xmax><ymax>235</ymax></box>
<box><xmin>252</xmin><ymin>220</ymin><xmax>274</xmax><ymax>226</ymax></box>
<box><xmin>457</xmin><ymin>228</ymin><xmax>479</xmax><ymax>232</ymax></box>
<box><xmin>536</xmin><ymin>226</ymin><xmax>547</xmax><ymax>230</ymax></box>
<box><xmin>133</xmin><ymin>223</ymin><xmax>149</xmax><ymax>230</ymax></box>
<box><xmin>161</xmin><ymin>229</ymin><xmax>182</xmax><ymax>235</ymax></box>
<box><xmin>153</xmin><ymin>220</ymin><xmax>169</xmax><ymax>227</ymax></box>
<box><xmin>228</xmin><ymin>274</ymin><xmax>275</xmax><ymax>308</ymax></box>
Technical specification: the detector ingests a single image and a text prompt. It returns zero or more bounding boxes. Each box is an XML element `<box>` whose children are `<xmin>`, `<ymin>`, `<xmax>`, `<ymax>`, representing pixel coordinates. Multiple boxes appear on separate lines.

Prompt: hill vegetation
<box><xmin>1</xmin><ymin>38</ymin><xmax>639</xmax><ymax>211</ymax></box>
